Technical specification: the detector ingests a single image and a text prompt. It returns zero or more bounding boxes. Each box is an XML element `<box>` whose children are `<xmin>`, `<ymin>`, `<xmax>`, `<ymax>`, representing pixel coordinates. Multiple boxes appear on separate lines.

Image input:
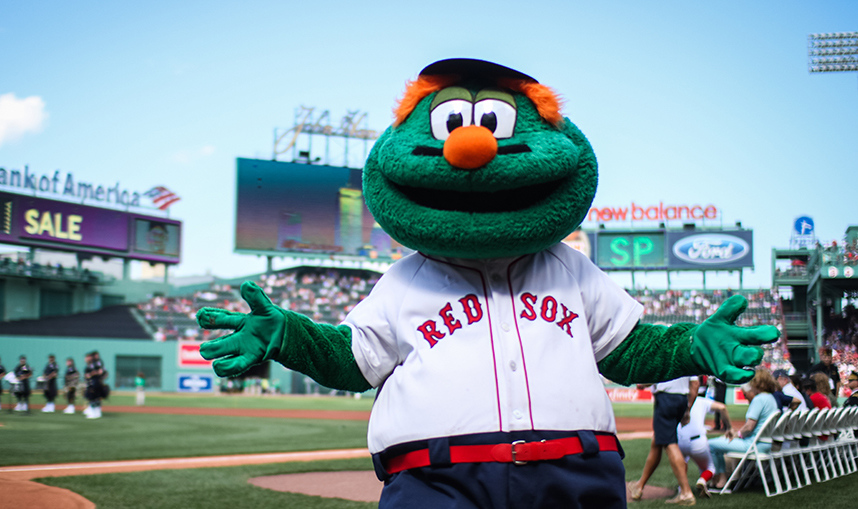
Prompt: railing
<box><xmin>0</xmin><ymin>263</ymin><xmax>110</xmax><ymax>284</ymax></box>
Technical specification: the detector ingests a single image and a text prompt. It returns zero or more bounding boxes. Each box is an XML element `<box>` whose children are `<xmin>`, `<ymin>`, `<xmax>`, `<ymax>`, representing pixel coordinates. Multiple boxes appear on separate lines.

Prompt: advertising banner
<box><xmin>15</xmin><ymin>194</ymin><xmax>129</xmax><ymax>250</ymax></box>
<box><xmin>0</xmin><ymin>191</ymin><xmax>181</xmax><ymax>263</ymax></box>
<box><xmin>177</xmin><ymin>341</ymin><xmax>212</xmax><ymax>368</ymax></box>
<box><xmin>666</xmin><ymin>230</ymin><xmax>753</xmax><ymax>270</ymax></box>
<box><xmin>177</xmin><ymin>374</ymin><xmax>214</xmax><ymax>393</ymax></box>
<box><xmin>235</xmin><ymin>158</ymin><xmax>409</xmax><ymax>259</ymax></box>
<box><xmin>605</xmin><ymin>387</ymin><xmax>653</xmax><ymax>403</ymax></box>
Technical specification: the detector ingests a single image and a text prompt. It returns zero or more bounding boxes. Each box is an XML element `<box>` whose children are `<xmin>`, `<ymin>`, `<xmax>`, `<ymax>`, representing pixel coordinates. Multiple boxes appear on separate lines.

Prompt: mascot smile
<box><xmin>198</xmin><ymin>59</ymin><xmax>778</xmax><ymax>508</ymax></box>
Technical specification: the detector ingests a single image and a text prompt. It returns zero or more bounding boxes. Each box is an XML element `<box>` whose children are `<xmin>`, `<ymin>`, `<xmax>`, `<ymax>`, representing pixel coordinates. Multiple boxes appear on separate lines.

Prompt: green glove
<box><xmin>197</xmin><ymin>281</ymin><xmax>371</xmax><ymax>392</ymax></box>
<box><xmin>690</xmin><ymin>294</ymin><xmax>780</xmax><ymax>384</ymax></box>
<box><xmin>197</xmin><ymin>282</ymin><xmax>287</xmax><ymax>377</ymax></box>
<box><xmin>598</xmin><ymin>294</ymin><xmax>780</xmax><ymax>385</ymax></box>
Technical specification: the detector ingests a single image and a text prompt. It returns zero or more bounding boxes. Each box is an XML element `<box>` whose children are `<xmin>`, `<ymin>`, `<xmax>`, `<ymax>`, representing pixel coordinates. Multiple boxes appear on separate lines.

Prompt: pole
<box><xmin>739</xmin><ymin>270</ymin><xmax>743</xmax><ymax>290</ymax></box>
<box><xmin>266</xmin><ymin>256</ymin><xmax>273</xmax><ymax>275</ymax></box>
<box><xmin>123</xmin><ymin>259</ymin><xmax>130</xmax><ymax>281</ymax></box>
<box><xmin>816</xmin><ymin>284</ymin><xmax>823</xmax><ymax>357</ymax></box>
<box><xmin>702</xmin><ymin>271</ymin><xmax>707</xmax><ymax>291</ymax></box>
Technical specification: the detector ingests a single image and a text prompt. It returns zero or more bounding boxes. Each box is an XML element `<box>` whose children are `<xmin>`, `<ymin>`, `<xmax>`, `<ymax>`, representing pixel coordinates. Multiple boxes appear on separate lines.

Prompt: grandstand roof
<box><xmin>0</xmin><ymin>306</ymin><xmax>152</xmax><ymax>339</ymax></box>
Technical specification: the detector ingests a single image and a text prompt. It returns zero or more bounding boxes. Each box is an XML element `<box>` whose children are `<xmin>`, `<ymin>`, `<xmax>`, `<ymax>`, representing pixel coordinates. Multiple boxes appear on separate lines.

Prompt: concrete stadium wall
<box><xmin>3</xmin><ymin>279</ymin><xmax>102</xmax><ymax>321</ymax></box>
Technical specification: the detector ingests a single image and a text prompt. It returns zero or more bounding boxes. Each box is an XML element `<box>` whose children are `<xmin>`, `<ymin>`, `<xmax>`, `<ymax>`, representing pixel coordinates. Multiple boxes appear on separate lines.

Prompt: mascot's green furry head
<box><xmin>364</xmin><ymin>59</ymin><xmax>598</xmax><ymax>259</ymax></box>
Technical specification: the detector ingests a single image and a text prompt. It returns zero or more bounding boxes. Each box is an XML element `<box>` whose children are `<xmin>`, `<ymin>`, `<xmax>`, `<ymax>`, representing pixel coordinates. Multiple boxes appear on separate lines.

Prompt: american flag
<box><xmin>143</xmin><ymin>186</ymin><xmax>181</xmax><ymax>210</ymax></box>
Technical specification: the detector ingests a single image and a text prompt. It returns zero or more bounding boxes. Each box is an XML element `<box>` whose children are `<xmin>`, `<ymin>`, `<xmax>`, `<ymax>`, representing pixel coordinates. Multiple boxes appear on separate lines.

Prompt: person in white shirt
<box><xmin>773</xmin><ymin>369</ymin><xmax>808</xmax><ymax>411</ymax></box>
<box><xmin>678</xmin><ymin>396</ymin><xmax>731</xmax><ymax>497</ymax></box>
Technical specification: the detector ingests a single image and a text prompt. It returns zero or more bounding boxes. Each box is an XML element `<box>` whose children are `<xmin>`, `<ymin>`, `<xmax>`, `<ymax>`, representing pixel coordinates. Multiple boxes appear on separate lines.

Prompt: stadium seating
<box><xmin>138</xmin><ymin>269</ymin><xmax>379</xmax><ymax>341</ymax></box>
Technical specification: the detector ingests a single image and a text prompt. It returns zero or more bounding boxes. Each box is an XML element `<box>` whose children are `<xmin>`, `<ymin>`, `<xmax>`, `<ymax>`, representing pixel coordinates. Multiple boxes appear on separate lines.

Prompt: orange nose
<box><xmin>443</xmin><ymin>125</ymin><xmax>498</xmax><ymax>170</ymax></box>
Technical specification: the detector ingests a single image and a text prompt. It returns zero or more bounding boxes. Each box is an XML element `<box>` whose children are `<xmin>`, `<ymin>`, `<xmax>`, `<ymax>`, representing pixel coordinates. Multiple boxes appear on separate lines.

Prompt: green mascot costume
<box><xmin>198</xmin><ymin>59</ymin><xmax>778</xmax><ymax>508</ymax></box>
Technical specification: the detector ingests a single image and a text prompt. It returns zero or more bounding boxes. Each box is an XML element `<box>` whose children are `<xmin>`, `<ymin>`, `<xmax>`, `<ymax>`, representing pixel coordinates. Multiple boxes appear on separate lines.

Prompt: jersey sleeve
<box><xmin>550</xmin><ymin>245</ymin><xmax>643</xmax><ymax>362</ymax></box>
<box><xmin>345</xmin><ymin>255</ymin><xmax>425</xmax><ymax>387</ymax></box>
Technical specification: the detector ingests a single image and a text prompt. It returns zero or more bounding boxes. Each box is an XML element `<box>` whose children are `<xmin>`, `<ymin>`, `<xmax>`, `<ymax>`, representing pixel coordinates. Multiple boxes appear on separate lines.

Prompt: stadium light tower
<box><xmin>808</xmin><ymin>32</ymin><xmax>858</xmax><ymax>85</ymax></box>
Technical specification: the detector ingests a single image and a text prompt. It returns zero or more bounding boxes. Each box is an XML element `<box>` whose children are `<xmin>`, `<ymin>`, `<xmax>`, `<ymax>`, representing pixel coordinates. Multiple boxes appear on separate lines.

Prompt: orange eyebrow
<box><xmin>393</xmin><ymin>74</ymin><xmax>460</xmax><ymax>126</ymax></box>
<box><xmin>393</xmin><ymin>75</ymin><xmax>565</xmax><ymax>129</ymax></box>
<box><xmin>498</xmin><ymin>78</ymin><xmax>565</xmax><ymax>128</ymax></box>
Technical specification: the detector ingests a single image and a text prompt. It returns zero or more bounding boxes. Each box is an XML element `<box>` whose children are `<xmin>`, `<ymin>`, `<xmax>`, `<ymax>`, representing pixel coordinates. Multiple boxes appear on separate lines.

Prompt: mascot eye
<box><xmin>430</xmin><ymin>100</ymin><xmax>474</xmax><ymax>140</ymax></box>
<box><xmin>474</xmin><ymin>99</ymin><xmax>516</xmax><ymax>139</ymax></box>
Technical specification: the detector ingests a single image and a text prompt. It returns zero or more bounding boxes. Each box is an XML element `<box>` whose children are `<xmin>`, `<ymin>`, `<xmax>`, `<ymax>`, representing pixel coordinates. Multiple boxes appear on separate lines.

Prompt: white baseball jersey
<box><xmin>346</xmin><ymin>243</ymin><xmax>643</xmax><ymax>454</ymax></box>
<box><xmin>678</xmin><ymin>398</ymin><xmax>716</xmax><ymax>473</ymax></box>
<box><xmin>678</xmin><ymin>397</ymin><xmax>713</xmax><ymax>442</ymax></box>
<box><xmin>652</xmin><ymin>376</ymin><xmax>694</xmax><ymax>395</ymax></box>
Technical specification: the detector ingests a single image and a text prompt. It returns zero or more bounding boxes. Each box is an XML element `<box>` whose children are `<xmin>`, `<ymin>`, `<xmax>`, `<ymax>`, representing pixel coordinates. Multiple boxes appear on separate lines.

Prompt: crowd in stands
<box><xmin>138</xmin><ymin>269</ymin><xmax>380</xmax><ymax>341</ymax></box>
<box><xmin>819</xmin><ymin>239</ymin><xmax>858</xmax><ymax>266</ymax></box>
<box><xmin>820</xmin><ymin>303</ymin><xmax>858</xmax><ymax>392</ymax></box>
<box><xmin>0</xmin><ymin>257</ymin><xmax>101</xmax><ymax>283</ymax></box>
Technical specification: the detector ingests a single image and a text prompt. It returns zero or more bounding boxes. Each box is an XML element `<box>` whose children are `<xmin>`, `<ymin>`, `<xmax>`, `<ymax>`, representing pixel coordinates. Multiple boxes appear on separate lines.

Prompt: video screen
<box><xmin>235</xmin><ymin>158</ymin><xmax>409</xmax><ymax>260</ymax></box>
<box><xmin>134</xmin><ymin>219</ymin><xmax>181</xmax><ymax>257</ymax></box>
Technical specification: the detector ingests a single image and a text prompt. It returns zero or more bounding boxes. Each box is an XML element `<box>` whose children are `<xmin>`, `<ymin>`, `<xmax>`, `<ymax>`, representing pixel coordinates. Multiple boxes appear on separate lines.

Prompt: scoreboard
<box><xmin>596</xmin><ymin>232</ymin><xmax>666</xmax><ymax>269</ymax></box>
<box><xmin>583</xmin><ymin>229</ymin><xmax>753</xmax><ymax>271</ymax></box>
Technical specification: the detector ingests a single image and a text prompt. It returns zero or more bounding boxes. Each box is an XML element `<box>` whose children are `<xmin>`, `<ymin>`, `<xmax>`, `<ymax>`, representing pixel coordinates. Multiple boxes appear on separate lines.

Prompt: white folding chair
<box><xmin>822</xmin><ymin>408</ymin><xmax>846</xmax><ymax>479</ymax></box>
<box><xmin>784</xmin><ymin>410</ymin><xmax>812</xmax><ymax>488</ymax></box>
<box><xmin>798</xmin><ymin>408</ymin><xmax>823</xmax><ymax>483</ymax></box>
<box><xmin>810</xmin><ymin>408</ymin><xmax>833</xmax><ymax>481</ymax></box>
<box><xmin>769</xmin><ymin>410</ymin><xmax>796</xmax><ymax>492</ymax></box>
<box><xmin>833</xmin><ymin>407</ymin><xmax>857</xmax><ymax>474</ymax></box>
<box><xmin>721</xmin><ymin>411</ymin><xmax>784</xmax><ymax>496</ymax></box>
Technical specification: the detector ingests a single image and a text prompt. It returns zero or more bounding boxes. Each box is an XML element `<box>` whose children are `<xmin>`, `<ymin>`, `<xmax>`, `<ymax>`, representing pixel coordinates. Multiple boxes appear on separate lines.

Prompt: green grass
<box><xmin>621</xmin><ymin>438</ymin><xmax>858</xmax><ymax>508</ymax></box>
<box><xmin>39</xmin><ymin>458</ymin><xmax>378</xmax><ymax>509</ymax></box>
<box><xmin>38</xmin><ymin>440</ymin><xmax>858</xmax><ymax>508</ymax></box>
<box><xmin>0</xmin><ymin>411</ymin><xmax>367</xmax><ymax>466</ymax></box>
<box><xmin>104</xmin><ymin>392</ymin><xmax>375</xmax><ymax>412</ymax></box>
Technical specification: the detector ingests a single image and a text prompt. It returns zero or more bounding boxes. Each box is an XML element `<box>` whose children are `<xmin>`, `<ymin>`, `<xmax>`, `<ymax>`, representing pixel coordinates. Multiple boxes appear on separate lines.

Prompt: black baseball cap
<box><xmin>773</xmin><ymin>369</ymin><xmax>790</xmax><ymax>379</ymax></box>
<box><xmin>420</xmin><ymin>58</ymin><xmax>537</xmax><ymax>83</ymax></box>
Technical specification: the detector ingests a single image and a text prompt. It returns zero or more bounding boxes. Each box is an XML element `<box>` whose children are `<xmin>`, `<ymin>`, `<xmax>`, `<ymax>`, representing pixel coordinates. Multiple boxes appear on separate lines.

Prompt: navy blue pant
<box><xmin>375</xmin><ymin>430</ymin><xmax>626</xmax><ymax>509</ymax></box>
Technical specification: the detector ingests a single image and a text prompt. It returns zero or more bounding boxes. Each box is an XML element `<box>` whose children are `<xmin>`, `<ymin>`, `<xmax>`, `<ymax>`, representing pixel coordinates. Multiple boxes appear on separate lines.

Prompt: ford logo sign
<box><xmin>673</xmin><ymin>234</ymin><xmax>750</xmax><ymax>264</ymax></box>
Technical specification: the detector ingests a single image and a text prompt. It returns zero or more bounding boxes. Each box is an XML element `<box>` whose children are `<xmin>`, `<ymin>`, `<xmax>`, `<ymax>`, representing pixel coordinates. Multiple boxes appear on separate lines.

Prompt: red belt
<box><xmin>385</xmin><ymin>435</ymin><xmax>619</xmax><ymax>474</ymax></box>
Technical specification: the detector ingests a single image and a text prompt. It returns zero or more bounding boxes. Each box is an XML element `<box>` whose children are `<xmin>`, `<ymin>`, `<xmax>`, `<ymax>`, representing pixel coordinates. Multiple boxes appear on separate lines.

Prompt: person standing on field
<box><xmin>41</xmin><ymin>354</ymin><xmax>59</xmax><ymax>413</ymax></box>
<box><xmin>64</xmin><ymin>357</ymin><xmax>79</xmax><ymax>414</ymax></box>
<box><xmin>135</xmin><ymin>372</ymin><xmax>146</xmax><ymax>406</ymax></box>
<box><xmin>13</xmin><ymin>356</ymin><xmax>32</xmax><ymax>412</ymax></box>
<box><xmin>628</xmin><ymin>376</ymin><xmax>699</xmax><ymax>505</ymax></box>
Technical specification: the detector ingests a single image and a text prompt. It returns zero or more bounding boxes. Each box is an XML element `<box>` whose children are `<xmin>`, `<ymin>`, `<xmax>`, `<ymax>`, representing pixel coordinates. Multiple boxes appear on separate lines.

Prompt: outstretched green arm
<box><xmin>598</xmin><ymin>295</ymin><xmax>780</xmax><ymax>386</ymax></box>
<box><xmin>196</xmin><ymin>282</ymin><xmax>372</xmax><ymax>393</ymax></box>
<box><xmin>598</xmin><ymin>322</ymin><xmax>699</xmax><ymax>386</ymax></box>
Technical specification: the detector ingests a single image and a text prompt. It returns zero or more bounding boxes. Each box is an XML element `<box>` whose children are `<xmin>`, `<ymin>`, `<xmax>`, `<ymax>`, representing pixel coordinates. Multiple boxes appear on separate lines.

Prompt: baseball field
<box><xmin>1</xmin><ymin>393</ymin><xmax>856</xmax><ymax>508</ymax></box>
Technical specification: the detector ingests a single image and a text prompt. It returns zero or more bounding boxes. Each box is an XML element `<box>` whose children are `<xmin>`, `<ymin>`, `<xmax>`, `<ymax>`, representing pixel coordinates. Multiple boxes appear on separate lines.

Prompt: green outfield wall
<box><xmin>0</xmin><ymin>336</ymin><xmax>294</xmax><ymax>393</ymax></box>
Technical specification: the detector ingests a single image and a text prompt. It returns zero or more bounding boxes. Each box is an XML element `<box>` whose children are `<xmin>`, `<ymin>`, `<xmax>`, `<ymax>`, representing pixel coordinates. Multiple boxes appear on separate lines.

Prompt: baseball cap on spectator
<box><xmin>773</xmin><ymin>369</ymin><xmax>790</xmax><ymax>379</ymax></box>
<box><xmin>849</xmin><ymin>371</ymin><xmax>858</xmax><ymax>382</ymax></box>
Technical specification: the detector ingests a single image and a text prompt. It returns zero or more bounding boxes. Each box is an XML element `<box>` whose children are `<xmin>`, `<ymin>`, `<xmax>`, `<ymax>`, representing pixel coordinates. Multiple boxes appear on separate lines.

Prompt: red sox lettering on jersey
<box><xmin>418</xmin><ymin>293</ymin><xmax>580</xmax><ymax>347</ymax></box>
<box><xmin>347</xmin><ymin>243</ymin><xmax>643</xmax><ymax>454</ymax></box>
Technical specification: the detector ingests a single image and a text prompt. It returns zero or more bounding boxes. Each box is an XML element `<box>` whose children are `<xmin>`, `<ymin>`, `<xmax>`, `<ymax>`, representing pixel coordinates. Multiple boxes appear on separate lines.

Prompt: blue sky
<box><xmin>1</xmin><ymin>1</ymin><xmax>855</xmax><ymax>289</ymax></box>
